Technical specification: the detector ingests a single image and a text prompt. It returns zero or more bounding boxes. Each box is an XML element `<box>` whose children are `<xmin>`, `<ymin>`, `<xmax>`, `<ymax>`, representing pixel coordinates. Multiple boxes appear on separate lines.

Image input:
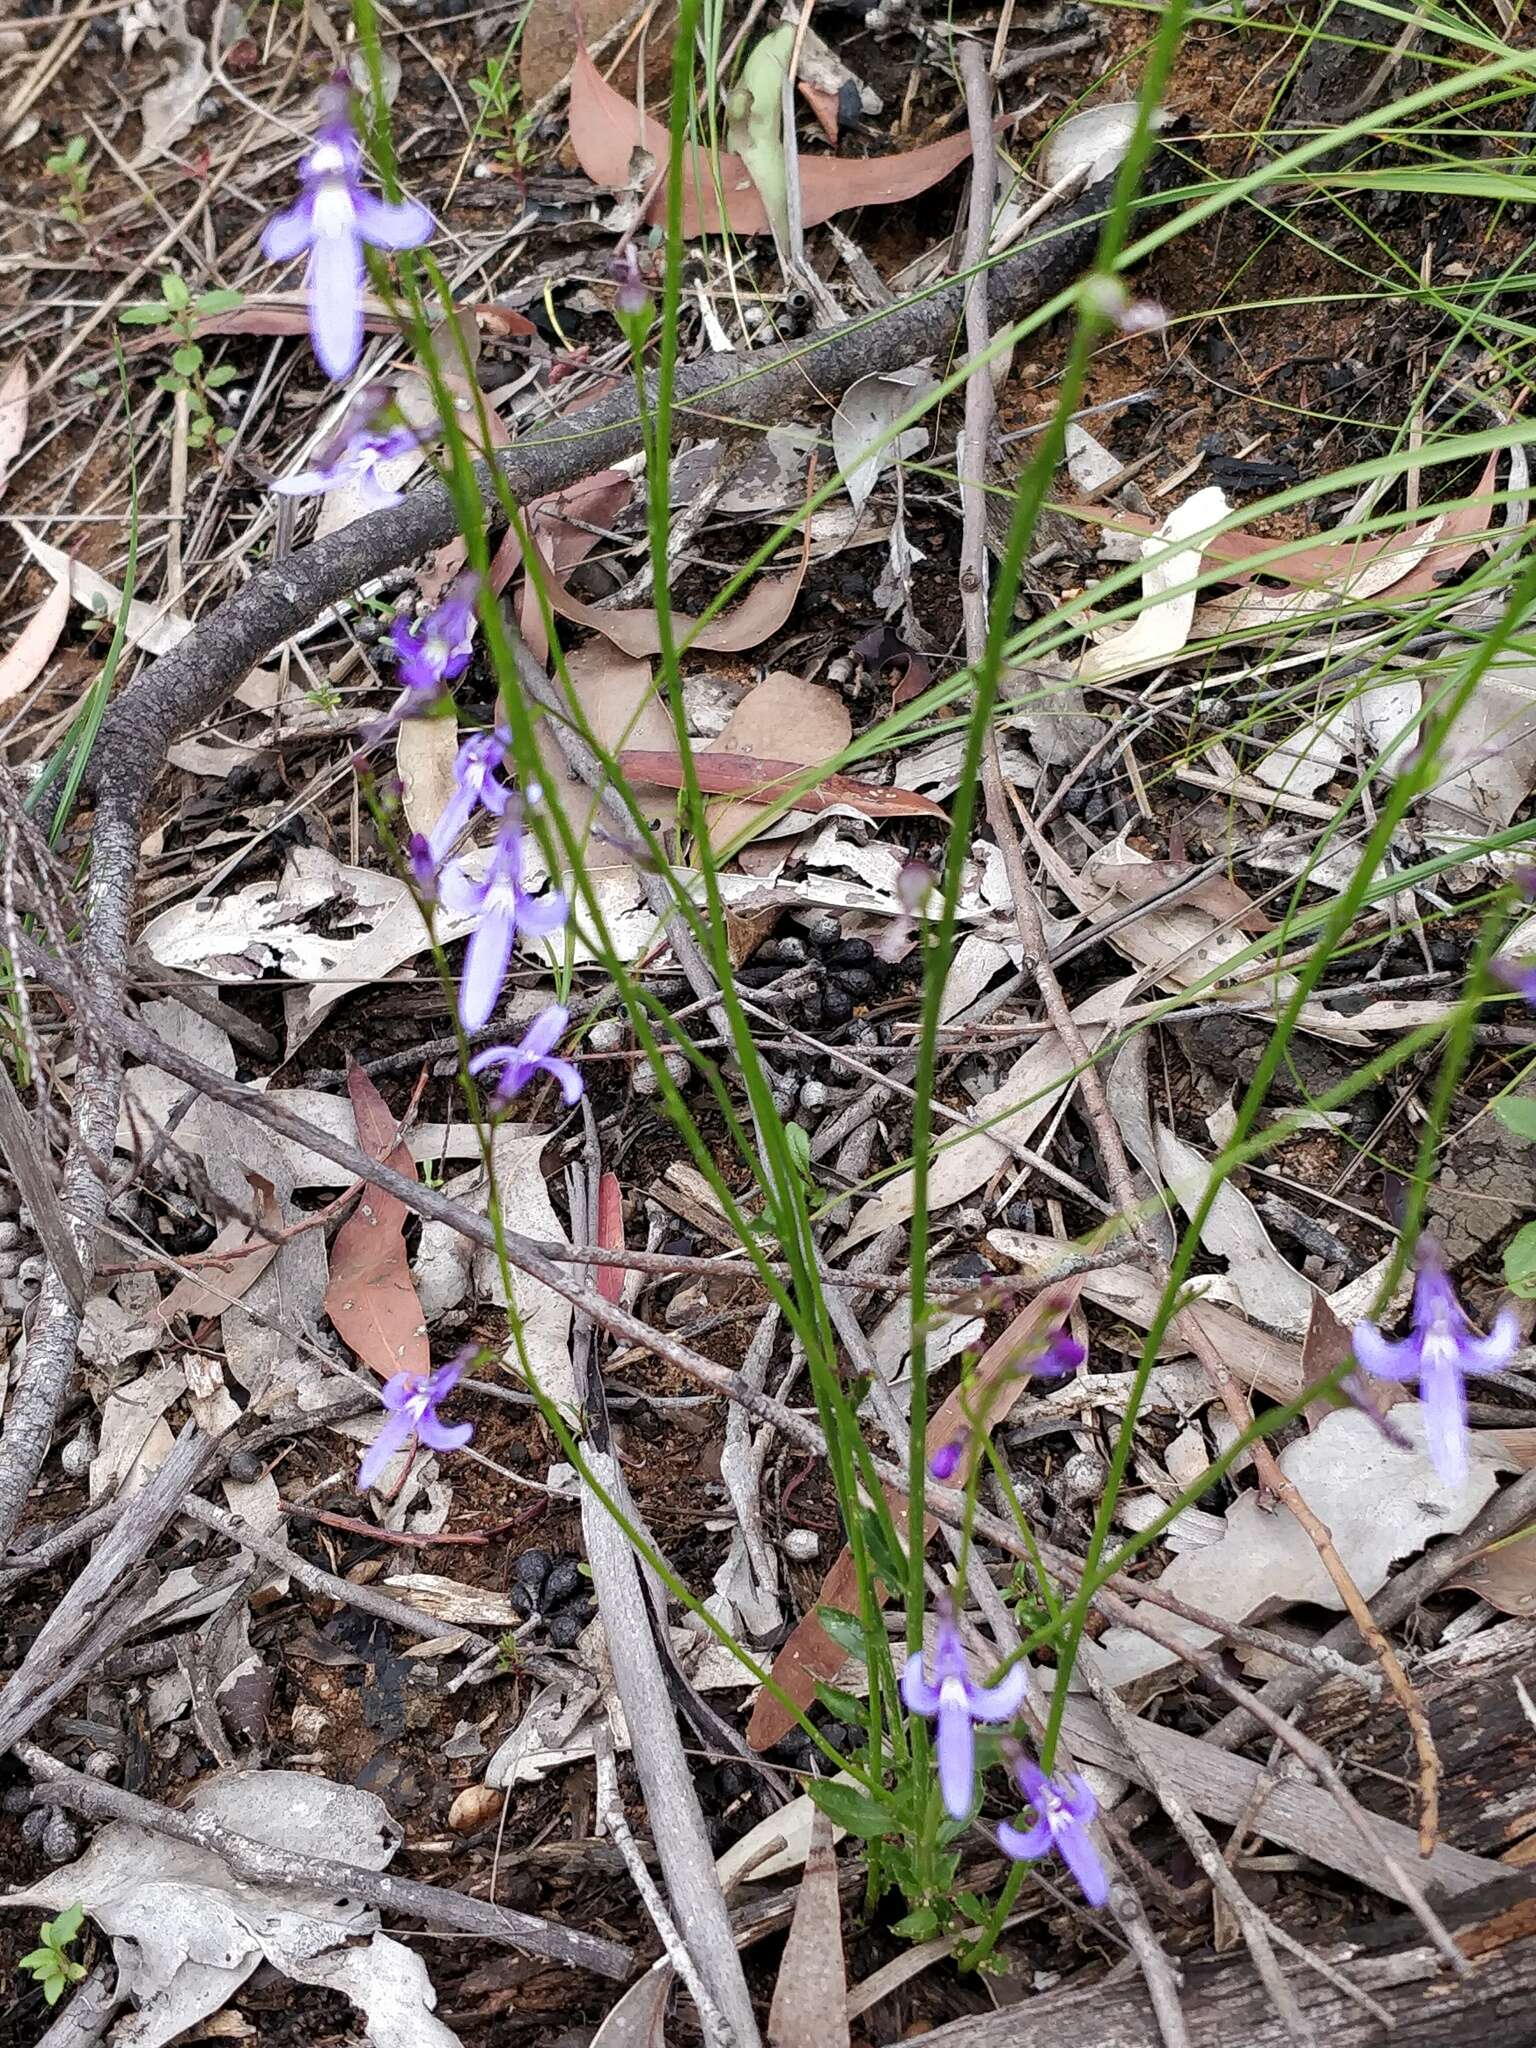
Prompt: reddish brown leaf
<box><xmin>617</xmin><ymin>749</ymin><xmax>949</xmax><ymax>821</ymax></box>
<box><xmin>570</xmin><ymin>37</ymin><xmax>974</xmax><ymax>237</ymax></box>
<box><xmin>597</xmin><ymin>1171</ymin><xmax>625</xmax><ymax>1305</ymax></box>
<box><xmin>519</xmin><ymin>469</ymin><xmax>635</xmax><ymax>660</ymax></box>
<box><xmin>747</xmin><ymin>1284</ymin><xmax>1083</xmax><ymax>1751</ymax></box>
<box><xmin>323</xmin><ymin>1065</ymin><xmax>429</xmax><ymax>1382</ymax></box>
<box><xmin>0</xmin><ymin>577</ymin><xmax>68</xmax><ymax>707</ymax></box>
<box><xmin>527</xmin><ymin>510</ymin><xmax>811</xmax><ymax>658</ymax></box>
<box><xmin>1104</xmin><ymin>860</ymin><xmax>1272</xmax><ymax>934</ymax></box>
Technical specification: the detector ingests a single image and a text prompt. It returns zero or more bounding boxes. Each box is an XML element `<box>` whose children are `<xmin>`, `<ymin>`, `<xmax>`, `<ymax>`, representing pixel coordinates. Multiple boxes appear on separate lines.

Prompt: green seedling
<box><xmin>119</xmin><ymin>272</ymin><xmax>244</xmax><ymax>451</ymax></box>
<box><xmin>45</xmin><ymin>135</ymin><xmax>90</xmax><ymax>224</ymax></box>
<box><xmin>19</xmin><ymin>1903</ymin><xmax>87</xmax><ymax>2007</ymax></box>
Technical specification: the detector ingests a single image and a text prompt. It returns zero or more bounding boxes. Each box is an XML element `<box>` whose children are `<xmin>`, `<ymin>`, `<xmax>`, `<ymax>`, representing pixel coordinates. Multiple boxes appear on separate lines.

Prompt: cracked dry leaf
<box><xmin>1077</xmin><ymin>486</ymin><xmax>1229</xmax><ymax>684</ymax></box>
<box><xmin>1094</xmin><ymin>1406</ymin><xmax>1503</xmax><ymax>1692</ymax></box>
<box><xmin>831</xmin><ymin>364</ymin><xmax>937</xmax><ymax>519</ymax></box>
<box><xmin>1153</xmin><ymin>1123</ymin><xmax>1312</xmax><ymax>1336</ymax></box>
<box><xmin>2</xmin><ymin>1771</ymin><xmax>459</xmax><ymax>2048</ymax></box>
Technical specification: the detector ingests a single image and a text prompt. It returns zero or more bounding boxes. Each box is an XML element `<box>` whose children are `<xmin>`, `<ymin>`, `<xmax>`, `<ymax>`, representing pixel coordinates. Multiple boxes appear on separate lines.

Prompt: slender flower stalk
<box><xmin>358</xmin><ymin>1353</ymin><xmax>473</xmax><ymax>1491</ymax></box>
<box><xmin>997</xmin><ymin>1754</ymin><xmax>1108</xmax><ymax>1907</ymax></box>
<box><xmin>900</xmin><ymin>1602</ymin><xmax>1029</xmax><ymax>1820</ymax></box>
<box><xmin>440</xmin><ymin>809</ymin><xmax>568</xmax><ymax>1031</ymax></box>
<box><xmin>469</xmin><ymin>1005</ymin><xmax>584</xmax><ymax>1109</ymax></box>
<box><xmin>262</xmin><ymin>77</ymin><xmax>433</xmax><ymax>381</ymax></box>
<box><xmin>1353</xmin><ymin>1238</ymin><xmax>1518</xmax><ymax>1486</ymax></box>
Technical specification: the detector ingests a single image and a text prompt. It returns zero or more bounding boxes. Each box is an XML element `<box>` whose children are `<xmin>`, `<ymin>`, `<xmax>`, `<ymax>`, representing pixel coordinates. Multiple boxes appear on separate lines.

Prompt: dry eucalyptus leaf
<box><xmin>716</xmin><ymin>1789</ymin><xmax>850</xmax><ymax>1888</ymax></box>
<box><xmin>766</xmin><ymin>1809</ymin><xmax>850</xmax><ymax>2048</ymax></box>
<box><xmin>831</xmin><ymin>364</ymin><xmax>937</xmax><ymax>518</ymax></box>
<box><xmin>1042</xmin><ymin>101</ymin><xmax>1160</xmax><ymax>186</ymax></box>
<box><xmin>1078</xmin><ymin>485</ymin><xmax>1229</xmax><ymax>683</ymax></box>
<box><xmin>13</xmin><ymin>520</ymin><xmax>191</xmax><ymax>654</ymax></box>
<box><xmin>134</xmin><ymin>6</ymin><xmax>211</xmax><ymax>166</ymax></box>
<box><xmin>1153</xmin><ymin>1123</ymin><xmax>1312</xmax><ymax>1335</ymax></box>
<box><xmin>397</xmin><ymin>712</ymin><xmax>460</xmax><ymax>841</ymax></box>
<box><xmin>704</xmin><ymin>670</ymin><xmax>853</xmax><ymax>849</ymax></box>
<box><xmin>1094</xmin><ymin>1406</ymin><xmax>1503</xmax><ymax>1691</ymax></box>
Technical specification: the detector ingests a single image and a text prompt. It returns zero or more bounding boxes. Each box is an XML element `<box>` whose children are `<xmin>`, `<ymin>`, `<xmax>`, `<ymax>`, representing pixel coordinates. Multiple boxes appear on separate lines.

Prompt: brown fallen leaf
<box><xmin>767</xmin><ymin>1809</ymin><xmax>850</xmax><ymax>2048</ymax></box>
<box><xmin>0</xmin><ymin>578</ymin><xmax>68</xmax><ymax>707</ymax></box>
<box><xmin>519</xmin><ymin>468</ymin><xmax>635</xmax><ymax>661</ymax></box>
<box><xmin>323</xmin><ymin>1065</ymin><xmax>430</xmax><ymax>1382</ymax></box>
<box><xmin>153</xmin><ymin>1173</ymin><xmax>287</xmax><ymax>1324</ymax></box>
<box><xmin>526</xmin><ymin>508</ymin><xmax>811</xmax><ymax>658</ymax></box>
<box><xmin>121</xmin><ymin>291</ymin><xmax>534</xmax><ymax>351</ymax></box>
<box><xmin>747</xmin><ymin>1285</ymin><xmax>1083</xmax><ymax>1752</ymax></box>
<box><xmin>618</xmin><ymin>749</ymin><xmax>949</xmax><ymax>823</ymax></box>
<box><xmin>596</xmin><ymin>1172</ymin><xmax>625</xmax><ymax>1305</ymax></box>
<box><xmin>570</xmin><ymin>37</ymin><xmax>975</xmax><ymax>237</ymax></box>
<box><xmin>1103</xmin><ymin>859</ymin><xmax>1272</xmax><ymax>934</ymax></box>
<box><xmin>1445</xmin><ymin>1524</ymin><xmax>1536</xmax><ymax>1617</ymax></box>
<box><xmin>0</xmin><ymin>355</ymin><xmax>29</xmax><ymax>499</ymax></box>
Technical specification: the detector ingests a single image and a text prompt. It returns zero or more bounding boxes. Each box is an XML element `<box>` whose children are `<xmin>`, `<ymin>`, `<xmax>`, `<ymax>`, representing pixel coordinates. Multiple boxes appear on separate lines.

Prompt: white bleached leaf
<box><xmin>134</xmin><ymin>6</ymin><xmax>211</xmax><ymax>166</ymax></box>
<box><xmin>1094</xmin><ymin>1407</ymin><xmax>1503</xmax><ymax>1691</ymax></box>
<box><xmin>474</xmin><ymin>1128</ymin><xmax>576</xmax><ymax>1420</ymax></box>
<box><xmin>13</xmin><ymin>520</ymin><xmax>191</xmax><ymax>654</ymax></box>
<box><xmin>1077</xmin><ymin>486</ymin><xmax>1228</xmax><ymax>683</ymax></box>
<box><xmin>1042</xmin><ymin>102</ymin><xmax>1158</xmax><ymax>187</ymax></box>
<box><xmin>715</xmin><ymin>1787</ymin><xmax>849</xmax><ymax>1887</ymax></box>
<box><xmin>831</xmin><ymin>364</ymin><xmax>937</xmax><ymax>517</ymax></box>
<box><xmin>1153</xmin><ymin>1123</ymin><xmax>1312</xmax><ymax>1335</ymax></box>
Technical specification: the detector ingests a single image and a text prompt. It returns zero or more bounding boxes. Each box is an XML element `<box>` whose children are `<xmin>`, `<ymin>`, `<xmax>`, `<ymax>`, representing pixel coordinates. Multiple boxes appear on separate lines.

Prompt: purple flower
<box><xmin>608</xmin><ymin>244</ymin><xmax>650</xmax><ymax>318</ymax></box>
<box><xmin>469</xmin><ymin>1006</ymin><xmax>584</xmax><ymax>1109</ymax></box>
<box><xmin>440</xmin><ymin>812</ymin><xmax>568</xmax><ymax>1032</ymax></box>
<box><xmin>426</xmin><ymin>728</ymin><xmax>510</xmax><ymax>864</ymax></box>
<box><xmin>1353</xmin><ymin>1241</ymin><xmax>1518</xmax><ymax>1487</ymax></box>
<box><xmin>928</xmin><ymin>1434</ymin><xmax>967</xmax><ymax>1483</ymax></box>
<box><xmin>261</xmin><ymin>77</ymin><xmax>433</xmax><ymax>382</ymax></box>
<box><xmin>1493</xmin><ymin>956</ymin><xmax>1536</xmax><ymax>1007</ymax></box>
<box><xmin>997</xmin><ymin>1756</ymin><xmax>1108</xmax><ymax>1908</ymax></box>
<box><xmin>271</xmin><ymin>384</ymin><xmax>421</xmax><ymax>509</ymax></box>
<box><xmin>358</xmin><ymin>1352</ymin><xmax>473</xmax><ymax>1492</ymax></box>
<box><xmin>1030</xmin><ymin>1320</ymin><xmax>1085</xmax><ymax>1380</ymax></box>
<box><xmin>404</xmin><ymin>831</ymin><xmax>438</xmax><ymax>899</ymax></box>
<box><xmin>390</xmin><ymin>574</ymin><xmax>480</xmax><ymax>714</ymax></box>
<box><xmin>900</xmin><ymin>1602</ymin><xmax>1029</xmax><ymax>1821</ymax></box>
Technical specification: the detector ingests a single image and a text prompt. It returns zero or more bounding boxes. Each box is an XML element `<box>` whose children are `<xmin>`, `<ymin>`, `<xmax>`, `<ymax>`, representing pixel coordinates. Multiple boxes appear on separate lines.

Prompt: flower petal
<box><xmin>354</xmin><ymin>191</ymin><xmax>434</xmax><ymax>251</ymax></box>
<box><xmin>1352</xmin><ymin>1323</ymin><xmax>1420</xmax><ymax>1383</ymax></box>
<box><xmin>459</xmin><ymin>903</ymin><xmax>514</xmax><ymax>1030</ymax></box>
<box><xmin>516</xmin><ymin>886</ymin><xmax>569</xmax><ymax>940</ymax></box>
<box><xmin>934</xmin><ymin>1695</ymin><xmax>977</xmax><ymax>1821</ymax></box>
<box><xmin>467</xmin><ymin>1044</ymin><xmax>514</xmax><ymax>1082</ymax></box>
<box><xmin>1057</xmin><ymin>1816</ymin><xmax>1110</xmax><ymax>1907</ymax></box>
<box><xmin>1462</xmin><ymin>1306</ymin><xmax>1520</xmax><ymax>1375</ymax></box>
<box><xmin>967</xmin><ymin>1661</ymin><xmax>1029</xmax><ymax>1724</ymax></box>
<box><xmin>1059</xmin><ymin>1772</ymin><xmax>1098</xmax><ymax>1825</ymax></box>
<box><xmin>379</xmin><ymin>1372</ymin><xmax>423</xmax><ymax>1413</ymax></box>
<box><xmin>437</xmin><ymin>861</ymin><xmax>482</xmax><ymax>916</ymax></box>
<box><xmin>996</xmin><ymin>1816</ymin><xmax>1052</xmax><ymax>1862</ymax></box>
<box><xmin>416</xmin><ymin>1415</ymin><xmax>473</xmax><ymax>1454</ymax></box>
<box><xmin>540</xmin><ymin>1054</ymin><xmax>585</xmax><ymax>1106</ymax></box>
<box><xmin>261</xmin><ymin>200</ymin><xmax>314</xmax><ymax>265</ymax></box>
<box><xmin>1419</xmin><ymin>1357</ymin><xmax>1469</xmax><ymax>1488</ymax></box>
<box><xmin>357</xmin><ymin>1407</ymin><xmax>415</xmax><ymax>1491</ymax></box>
<box><xmin>308</xmin><ymin>222</ymin><xmax>365</xmax><ymax>380</ymax></box>
<box><xmin>520</xmin><ymin>1004</ymin><xmax>569</xmax><ymax>1061</ymax></box>
<box><xmin>269</xmin><ymin>467</ymin><xmax>329</xmax><ymax>497</ymax></box>
<box><xmin>899</xmin><ymin>1651</ymin><xmax>941</xmax><ymax>1718</ymax></box>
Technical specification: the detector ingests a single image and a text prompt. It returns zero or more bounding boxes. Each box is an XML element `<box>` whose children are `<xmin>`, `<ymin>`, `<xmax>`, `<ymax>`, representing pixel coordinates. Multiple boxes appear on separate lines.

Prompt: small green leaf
<box><xmin>1504</xmin><ymin>1221</ymin><xmax>1536</xmax><ymax>1298</ymax></box>
<box><xmin>44</xmin><ymin>1975</ymin><xmax>65</xmax><ymax>2006</ymax></box>
<box><xmin>117</xmin><ymin>304</ymin><xmax>167</xmax><ymax>326</ymax></box>
<box><xmin>1494</xmin><ymin>1097</ymin><xmax>1536</xmax><ymax>1141</ymax></box>
<box><xmin>890</xmin><ymin>1905</ymin><xmax>940</xmax><ymax>1940</ymax></box>
<box><xmin>18</xmin><ymin>1948</ymin><xmax>56</xmax><ymax>1971</ymax></box>
<box><xmin>214</xmin><ymin>425</ymin><xmax>236</xmax><ymax>445</ymax></box>
<box><xmin>815</xmin><ymin>1605</ymin><xmax>869</xmax><ymax>1663</ymax></box>
<box><xmin>171</xmin><ymin>344</ymin><xmax>203</xmax><ymax>376</ymax></box>
<box><xmin>954</xmin><ymin>1891</ymin><xmax>990</xmax><ymax>1925</ymax></box>
<box><xmin>804</xmin><ymin>1776</ymin><xmax>894</xmax><ymax>1840</ymax></box>
<box><xmin>194</xmin><ymin>287</ymin><xmax>243</xmax><ymax>315</ymax></box>
<box><xmin>161</xmin><ymin>271</ymin><xmax>190</xmax><ymax>310</ymax></box>
<box><xmin>812</xmin><ymin>1680</ymin><xmax>866</xmax><ymax>1726</ymax></box>
<box><xmin>858</xmin><ymin>1506</ymin><xmax>908</xmax><ymax>1592</ymax></box>
<box><xmin>204</xmin><ymin>363</ymin><xmax>239</xmax><ymax>388</ymax></box>
<box><xmin>49</xmin><ymin>1903</ymin><xmax>85</xmax><ymax>1945</ymax></box>
<box><xmin>154</xmin><ymin>373</ymin><xmax>184</xmax><ymax>394</ymax></box>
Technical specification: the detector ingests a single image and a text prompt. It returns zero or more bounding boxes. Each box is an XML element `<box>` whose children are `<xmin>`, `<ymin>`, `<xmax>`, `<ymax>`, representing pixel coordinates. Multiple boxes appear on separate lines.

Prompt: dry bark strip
<box><xmin>1</xmin><ymin>170</ymin><xmax>1154</xmax><ymax>1554</ymax></box>
<box><xmin>912</xmin><ymin>1876</ymin><xmax>1536</xmax><ymax>2048</ymax></box>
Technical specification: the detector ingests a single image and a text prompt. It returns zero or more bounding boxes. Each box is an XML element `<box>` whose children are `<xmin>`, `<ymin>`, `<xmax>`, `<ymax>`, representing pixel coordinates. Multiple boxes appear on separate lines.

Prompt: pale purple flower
<box><xmin>468</xmin><ymin>1006</ymin><xmax>583</xmax><ymax>1109</ymax></box>
<box><xmin>404</xmin><ymin>831</ymin><xmax>438</xmax><ymax>899</ymax></box>
<box><xmin>900</xmin><ymin>1602</ymin><xmax>1029</xmax><ymax>1821</ymax></box>
<box><xmin>391</xmin><ymin>574</ymin><xmax>480</xmax><ymax>713</ymax></box>
<box><xmin>997</xmin><ymin>1756</ymin><xmax>1108</xmax><ymax>1908</ymax></box>
<box><xmin>426</xmin><ymin>728</ymin><xmax>510</xmax><ymax>864</ymax></box>
<box><xmin>271</xmin><ymin>384</ymin><xmax>421</xmax><ymax>509</ymax></box>
<box><xmin>261</xmin><ymin>77</ymin><xmax>433</xmax><ymax>381</ymax></box>
<box><xmin>440</xmin><ymin>812</ymin><xmax>568</xmax><ymax>1032</ymax></box>
<box><xmin>1493</xmin><ymin>956</ymin><xmax>1536</xmax><ymax>1007</ymax></box>
<box><xmin>358</xmin><ymin>1352</ymin><xmax>473</xmax><ymax>1492</ymax></box>
<box><xmin>1353</xmin><ymin>1241</ymin><xmax>1519</xmax><ymax>1486</ymax></box>
<box><xmin>608</xmin><ymin>244</ymin><xmax>649</xmax><ymax>318</ymax></box>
